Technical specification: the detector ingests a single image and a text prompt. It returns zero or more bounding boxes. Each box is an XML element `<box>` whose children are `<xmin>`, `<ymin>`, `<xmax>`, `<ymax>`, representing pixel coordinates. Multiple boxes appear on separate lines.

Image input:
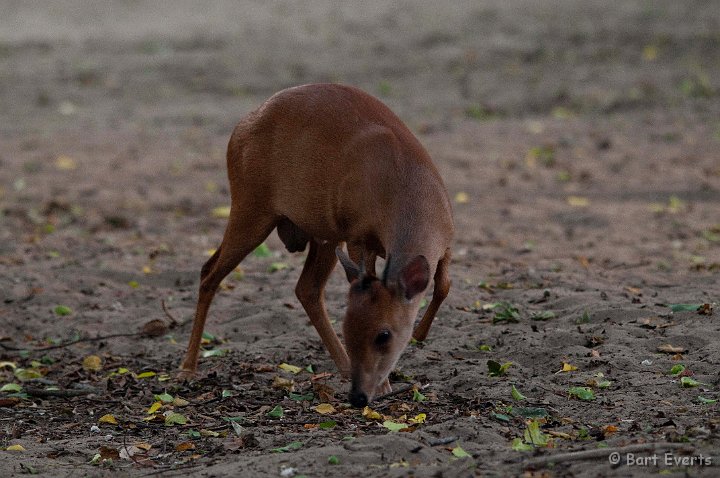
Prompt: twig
<box><xmin>0</xmin><ymin>332</ymin><xmax>141</xmax><ymax>352</ymax></box>
<box><xmin>524</xmin><ymin>442</ymin><xmax>692</xmax><ymax>468</ymax></box>
<box><xmin>375</xmin><ymin>383</ymin><xmax>415</xmax><ymax>401</ymax></box>
<box><xmin>161</xmin><ymin>299</ymin><xmax>180</xmax><ymax>327</ymax></box>
<box><xmin>24</xmin><ymin>387</ymin><xmax>102</xmax><ymax>398</ymax></box>
<box><xmin>426</xmin><ymin>436</ymin><xmax>459</xmax><ymax>447</ymax></box>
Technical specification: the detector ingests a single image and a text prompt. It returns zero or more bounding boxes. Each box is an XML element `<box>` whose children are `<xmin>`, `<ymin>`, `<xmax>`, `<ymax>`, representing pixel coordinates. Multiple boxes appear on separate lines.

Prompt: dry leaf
<box><xmin>561</xmin><ymin>362</ymin><xmax>578</xmax><ymax>372</ymax></box>
<box><xmin>82</xmin><ymin>355</ymin><xmax>103</xmax><ymax>372</ymax></box>
<box><xmin>454</xmin><ymin>192</ymin><xmax>469</xmax><ymax>204</ymax></box>
<box><xmin>272</xmin><ymin>376</ymin><xmax>295</xmax><ymax>392</ymax></box>
<box><xmin>55</xmin><ymin>155</ymin><xmax>77</xmax><ymax>170</ymax></box>
<box><xmin>98</xmin><ymin>414</ymin><xmax>118</xmax><ymax>425</ymax></box>
<box><xmin>362</xmin><ymin>406</ymin><xmax>382</xmax><ymax>420</ymax></box>
<box><xmin>314</xmin><ymin>403</ymin><xmax>336</xmax><ymax>415</ymax></box>
<box><xmin>657</xmin><ymin>344</ymin><xmax>686</xmax><ymax>354</ymax></box>
<box><xmin>99</xmin><ymin>446</ymin><xmax>120</xmax><ymax>460</ymax></box>
<box><xmin>278</xmin><ymin>363</ymin><xmax>302</xmax><ymax>374</ymax></box>
<box><xmin>175</xmin><ymin>441</ymin><xmax>196</xmax><ymax>452</ymax></box>
<box><xmin>6</xmin><ymin>444</ymin><xmax>25</xmax><ymax>452</ymax></box>
<box><xmin>141</xmin><ymin>319</ymin><xmax>168</xmax><ymax>337</ymax></box>
<box><xmin>567</xmin><ymin>196</ymin><xmax>590</xmax><ymax>207</ymax></box>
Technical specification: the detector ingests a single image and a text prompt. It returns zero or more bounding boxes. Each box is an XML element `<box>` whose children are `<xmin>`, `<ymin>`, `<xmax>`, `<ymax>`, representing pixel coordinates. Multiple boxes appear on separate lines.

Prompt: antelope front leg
<box><xmin>295</xmin><ymin>241</ymin><xmax>351</xmax><ymax>377</ymax></box>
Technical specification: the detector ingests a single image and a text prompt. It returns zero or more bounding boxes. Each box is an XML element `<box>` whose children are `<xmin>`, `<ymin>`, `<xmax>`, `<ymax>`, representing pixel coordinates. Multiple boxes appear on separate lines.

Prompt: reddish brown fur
<box><xmin>180</xmin><ymin>84</ymin><xmax>453</xmax><ymax>405</ymax></box>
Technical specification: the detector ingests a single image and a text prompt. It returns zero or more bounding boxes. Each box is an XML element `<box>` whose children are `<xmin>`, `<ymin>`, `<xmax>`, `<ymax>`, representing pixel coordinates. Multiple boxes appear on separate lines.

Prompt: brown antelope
<box><xmin>180</xmin><ymin>84</ymin><xmax>453</xmax><ymax>407</ymax></box>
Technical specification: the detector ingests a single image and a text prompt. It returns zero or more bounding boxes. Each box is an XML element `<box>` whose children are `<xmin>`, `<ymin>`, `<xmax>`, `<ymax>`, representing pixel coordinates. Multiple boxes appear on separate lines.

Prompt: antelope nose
<box><xmin>349</xmin><ymin>389</ymin><xmax>368</xmax><ymax>408</ymax></box>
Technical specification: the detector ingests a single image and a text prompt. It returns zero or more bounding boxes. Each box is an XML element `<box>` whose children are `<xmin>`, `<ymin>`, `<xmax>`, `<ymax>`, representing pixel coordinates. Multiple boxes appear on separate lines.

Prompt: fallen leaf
<box><xmin>382</xmin><ymin>420</ymin><xmax>409</xmax><ymax>432</ymax></box>
<box><xmin>212</xmin><ymin>206</ymin><xmax>231</xmax><ymax>218</ymax></box>
<box><xmin>454</xmin><ymin>192</ymin><xmax>469</xmax><ymax>204</ymax></box>
<box><xmin>53</xmin><ymin>305</ymin><xmax>72</xmax><ymax>316</ymax></box>
<box><xmin>141</xmin><ymin>319</ymin><xmax>168</xmax><ymax>337</ymax></box>
<box><xmin>488</xmin><ymin>360</ymin><xmax>513</xmax><ymax>377</ymax></box>
<box><xmin>0</xmin><ymin>361</ymin><xmax>17</xmax><ymax>369</ymax></box>
<box><xmin>278</xmin><ymin>363</ymin><xmax>302</xmax><ymax>374</ymax></box>
<box><xmin>99</xmin><ymin>446</ymin><xmax>120</xmax><ymax>460</ymax></box>
<box><xmin>657</xmin><ymin>344</ymin><xmax>686</xmax><ymax>354</ymax></box>
<box><xmin>271</xmin><ymin>441</ymin><xmax>303</xmax><ymax>453</ymax></box>
<box><xmin>452</xmin><ymin>445</ymin><xmax>471</xmax><ymax>458</ymax></box>
<box><xmin>147</xmin><ymin>402</ymin><xmax>162</xmax><ymax>414</ymax></box>
<box><xmin>175</xmin><ymin>441</ymin><xmax>196</xmax><ymax>452</ymax></box>
<box><xmin>561</xmin><ymin>362</ymin><xmax>578</xmax><ymax>372</ymax></box>
<box><xmin>567</xmin><ymin>196</ymin><xmax>590</xmax><ymax>207</ymax></box>
<box><xmin>314</xmin><ymin>403</ymin><xmax>336</xmax><ymax>415</ymax></box>
<box><xmin>568</xmin><ymin>386</ymin><xmax>596</xmax><ymax>401</ymax></box>
<box><xmin>6</xmin><ymin>444</ymin><xmax>26</xmax><ymax>452</ymax></box>
<box><xmin>511</xmin><ymin>385</ymin><xmax>527</xmax><ymax>401</ymax></box>
<box><xmin>409</xmin><ymin>413</ymin><xmax>426</xmax><ymax>424</ymax></box>
<box><xmin>173</xmin><ymin>397</ymin><xmax>190</xmax><ymax>407</ymax></box>
<box><xmin>266</xmin><ymin>405</ymin><xmax>284</xmax><ymax>418</ymax></box>
<box><xmin>362</xmin><ymin>406</ymin><xmax>382</xmax><ymax>420</ymax></box>
<box><xmin>165</xmin><ymin>413</ymin><xmax>188</xmax><ymax>426</ymax></box>
<box><xmin>136</xmin><ymin>371</ymin><xmax>156</xmax><ymax>379</ymax></box>
<box><xmin>82</xmin><ymin>355</ymin><xmax>103</xmax><ymax>372</ymax></box>
<box><xmin>511</xmin><ymin>438</ymin><xmax>533</xmax><ymax>451</ymax></box>
<box><xmin>524</xmin><ymin>420</ymin><xmax>550</xmax><ymax>447</ymax></box>
<box><xmin>99</xmin><ymin>414</ymin><xmax>118</xmax><ymax>425</ymax></box>
<box><xmin>55</xmin><ymin>155</ymin><xmax>77</xmax><ymax>170</ymax></box>
<box><xmin>272</xmin><ymin>376</ymin><xmax>295</xmax><ymax>392</ymax></box>
<box><xmin>0</xmin><ymin>383</ymin><xmax>22</xmax><ymax>392</ymax></box>
<box><xmin>328</xmin><ymin>455</ymin><xmax>340</xmax><ymax>465</ymax></box>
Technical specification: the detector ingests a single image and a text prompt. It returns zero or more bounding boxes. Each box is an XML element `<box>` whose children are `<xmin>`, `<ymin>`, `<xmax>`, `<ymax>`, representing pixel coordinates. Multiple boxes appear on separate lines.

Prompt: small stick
<box><xmin>0</xmin><ymin>332</ymin><xmax>141</xmax><ymax>353</ymax></box>
<box><xmin>161</xmin><ymin>299</ymin><xmax>180</xmax><ymax>327</ymax></box>
<box><xmin>375</xmin><ymin>383</ymin><xmax>415</xmax><ymax>401</ymax></box>
<box><xmin>523</xmin><ymin>442</ymin><xmax>692</xmax><ymax>468</ymax></box>
<box><xmin>426</xmin><ymin>436</ymin><xmax>459</xmax><ymax>447</ymax></box>
<box><xmin>23</xmin><ymin>387</ymin><xmax>101</xmax><ymax>398</ymax></box>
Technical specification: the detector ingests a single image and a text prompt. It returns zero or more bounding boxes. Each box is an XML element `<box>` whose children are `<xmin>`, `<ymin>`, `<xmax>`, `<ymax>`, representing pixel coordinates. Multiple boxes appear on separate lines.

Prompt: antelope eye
<box><xmin>375</xmin><ymin>330</ymin><xmax>391</xmax><ymax>347</ymax></box>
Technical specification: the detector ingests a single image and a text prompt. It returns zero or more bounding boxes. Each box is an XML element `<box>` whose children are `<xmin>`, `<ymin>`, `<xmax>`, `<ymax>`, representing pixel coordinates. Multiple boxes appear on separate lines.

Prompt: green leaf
<box><xmin>669</xmin><ymin>303</ymin><xmax>702</xmax><ymax>312</ymax></box>
<box><xmin>511</xmin><ymin>385</ymin><xmax>526</xmax><ymax>401</ymax></box>
<box><xmin>164</xmin><ymin>413</ymin><xmax>188</xmax><ymax>426</ymax></box>
<box><xmin>268</xmin><ymin>262</ymin><xmax>288</xmax><ymax>273</ymax></box>
<box><xmin>513</xmin><ymin>407</ymin><xmax>548</xmax><ymax>418</ymax></box>
<box><xmin>319</xmin><ymin>420</ymin><xmax>337</xmax><ymax>429</ymax></box>
<box><xmin>451</xmin><ymin>445</ymin><xmax>471</xmax><ymax>458</ymax></box>
<box><xmin>201</xmin><ymin>348</ymin><xmax>226</xmax><ymax>358</ymax></box>
<box><xmin>271</xmin><ymin>441</ymin><xmax>303</xmax><ymax>453</ymax></box>
<box><xmin>201</xmin><ymin>331</ymin><xmax>216</xmax><ymax>342</ymax></box>
<box><xmin>669</xmin><ymin>364</ymin><xmax>685</xmax><ymax>375</ymax></box>
<box><xmin>253</xmin><ymin>243</ymin><xmax>272</xmax><ymax>258</ymax></box>
<box><xmin>0</xmin><ymin>383</ymin><xmax>22</xmax><ymax>392</ymax></box>
<box><xmin>328</xmin><ymin>455</ymin><xmax>340</xmax><ymax>465</ymax></box>
<box><xmin>680</xmin><ymin>377</ymin><xmax>702</xmax><ymax>388</ymax></box>
<box><xmin>53</xmin><ymin>305</ymin><xmax>72</xmax><ymax>316</ymax></box>
<box><xmin>13</xmin><ymin>368</ymin><xmax>43</xmax><ymax>381</ymax></box>
<box><xmin>576</xmin><ymin>310</ymin><xmax>591</xmax><ymax>324</ymax></box>
<box><xmin>187</xmin><ymin>429</ymin><xmax>201</xmax><ymax>439</ymax></box>
<box><xmin>412</xmin><ymin>389</ymin><xmax>427</xmax><ymax>402</ymax></box>
<box><xmin>305</xmin><ymin>364</ymin><xmax>314</xmax><ymax>373</ymax></box>
<box><xmin>568</xmin><ymin>386</ymin><xmax>596</xmax><ymax>401</ymax></box>
<box><xmin>492</xmin><ymin>413</ymin><xmax>511</xmax><ymax>422</ymax></box>
<box><xmin>221</xmin><ymin>389</ymin><xmax>234</xmax><ymax>398</ymax></box>
<box><xmin>382</xmin><ymin>420</ymin><xmax>408</xmax><ymax>432</ymax></box>
<box><xmin>419</xmin><ymin>298</ymin><xmax>428</xmax><ymax>309</ymax></box>
<box><xmin>288</xmin><ymin>392</ymin><xmax>314</xmax><ymax>402</ymax></box>
<box><xmin>266</xmin><ymin>405</ymin><xmax>284</xmax><ymax>418</ymax></box>
<box><xmin>488</xmin><ymin>360</ymin><xmax>513</xmax><ymax>377</ymax></box>
<box><xmin>128</xmin><ymin>280</ymin><xmax>140</xmax><ymax>289</ymax></box>
<box><xmin>524</xmin><ymin>420</ymin><xmax>549</xmax><ymax>446</ymax></box>
<box><xmin>491</xmin><ymin>302</ymin><xmax>520</xmax><ymax>323</ymax></box>
<box><xmin>697</xmin><ymin>396</ymin><xmax>717</xmax><ymax>404</ymax></box>
<box><xmin>154</xmin><ymin>393</ymin><xmax>174</xmax><ymax>403</ymax></box>
<box><xmin>596</xmin><ymin>380</ymin><xmax>612</xmax><ymax>389</ymax></box>
<box><xmin>511</xmin><ymin>438</ymin><xmax>534</xmax><ymax>451</ymax></box>
<box><xmin>478</xmin><ymin>344</ymin><xmax>492</xmax><ymax>352</ymax></box>
<box><xmin>530</xmin><ymin>311</ymin><xmax>556</xmax><ymax>321</ymax></box>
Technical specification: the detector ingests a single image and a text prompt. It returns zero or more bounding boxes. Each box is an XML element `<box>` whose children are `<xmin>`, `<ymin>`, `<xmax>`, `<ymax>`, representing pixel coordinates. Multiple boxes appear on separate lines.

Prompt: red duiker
<box><xmin>180</xmin><ymin>84</ymin><xmax>453</xmax><ymax>407</ymax></box>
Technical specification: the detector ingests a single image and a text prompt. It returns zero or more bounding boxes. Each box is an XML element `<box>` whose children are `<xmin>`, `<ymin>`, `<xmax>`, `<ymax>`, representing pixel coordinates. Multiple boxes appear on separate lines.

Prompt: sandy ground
<box><xmin>1</xmin><ymin>1</ymin><xmax>719</xmax><ymax>477</ymax></box>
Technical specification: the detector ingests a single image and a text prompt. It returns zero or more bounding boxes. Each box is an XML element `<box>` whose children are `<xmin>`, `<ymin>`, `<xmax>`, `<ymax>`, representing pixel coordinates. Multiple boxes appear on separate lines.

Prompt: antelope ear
<box><xmin>336</xmin><ymin>247</ymin><xmax>361</xmax><ymax>282</ymax></box>
<box><xmin>399</xmin><ymin>255</ymin><xmax>430</xmax><ymax>300</ymax></box>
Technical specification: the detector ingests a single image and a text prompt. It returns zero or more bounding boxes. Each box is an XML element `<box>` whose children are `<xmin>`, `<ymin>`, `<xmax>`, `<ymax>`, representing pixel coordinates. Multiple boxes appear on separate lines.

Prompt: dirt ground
<box><xmin>1</xmin><ymin>1</ymin><xmax>719</xmax><ymax>477</ymax></box>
